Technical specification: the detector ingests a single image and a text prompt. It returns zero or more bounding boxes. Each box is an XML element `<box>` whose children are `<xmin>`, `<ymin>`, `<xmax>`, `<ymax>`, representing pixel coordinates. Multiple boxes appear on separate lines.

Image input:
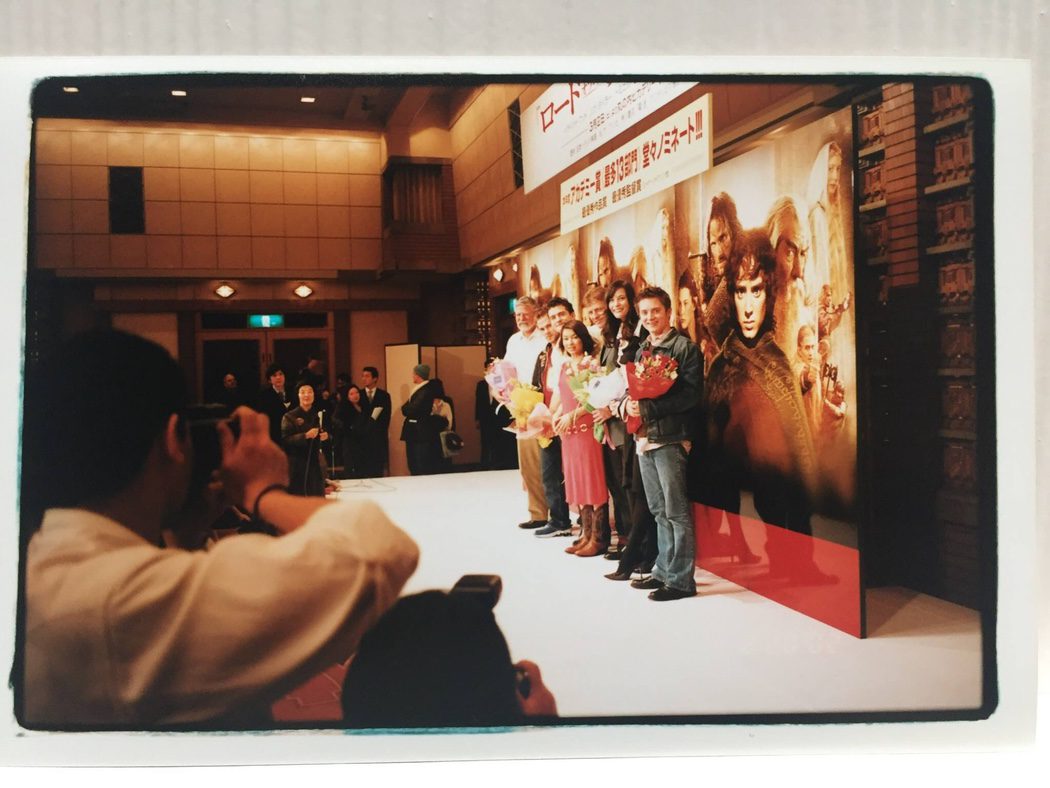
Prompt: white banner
<box><xmin>521</xmin><ymin>81</ymin><xmax>695</xmax><ymax>193</ymax></box>
<box><xmin>559</xmin><ymin>93</ymin><xmax>713</xmax><ymax>233</ymax></box>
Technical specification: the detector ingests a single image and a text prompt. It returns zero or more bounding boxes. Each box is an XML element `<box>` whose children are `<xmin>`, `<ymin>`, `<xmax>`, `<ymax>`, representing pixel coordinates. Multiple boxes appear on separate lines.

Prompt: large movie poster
<box><xmin>519</xmin><ymin>108</ymin><xmax>857</xmax><ymax>519</ymax></box>
<box><xmin>693</xmin><ymin>108</ymin><xmax>857</xmax><ymax>516</ymax></box>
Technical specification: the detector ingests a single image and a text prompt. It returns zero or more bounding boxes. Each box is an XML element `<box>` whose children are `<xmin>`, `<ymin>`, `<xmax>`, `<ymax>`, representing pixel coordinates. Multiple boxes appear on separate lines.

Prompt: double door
<box><xmin>198</xmin><ymin>327</ymin><xmax>334</xmax><ymax>404</ymax></box>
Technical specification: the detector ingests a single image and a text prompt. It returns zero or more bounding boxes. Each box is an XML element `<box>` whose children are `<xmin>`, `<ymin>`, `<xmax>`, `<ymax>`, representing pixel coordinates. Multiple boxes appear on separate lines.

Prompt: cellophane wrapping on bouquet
<box><xmin>501</xmin><ymin>381</ymin><xmax>553</xmax><ymax>448</ymax></box>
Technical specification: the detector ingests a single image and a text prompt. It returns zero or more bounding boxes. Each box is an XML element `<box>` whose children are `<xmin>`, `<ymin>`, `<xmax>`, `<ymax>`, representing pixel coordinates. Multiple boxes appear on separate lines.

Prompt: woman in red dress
<box><xmin>552</xmin><ymin>320</ymin><xmax>609</xmax><ymax>557</ymax></box>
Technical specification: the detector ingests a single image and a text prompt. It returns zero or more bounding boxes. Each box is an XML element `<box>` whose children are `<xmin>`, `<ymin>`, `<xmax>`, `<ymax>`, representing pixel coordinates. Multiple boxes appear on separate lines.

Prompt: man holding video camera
<box><xmin>18</xmin><ymin>329</ymin><xmax>420</xmax><ymax>727</ymax></box>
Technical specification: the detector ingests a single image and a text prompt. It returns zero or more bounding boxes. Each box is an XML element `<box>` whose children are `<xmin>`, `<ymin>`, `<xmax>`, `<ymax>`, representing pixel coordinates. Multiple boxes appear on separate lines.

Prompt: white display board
<box><xmin>435</xmin><ymin>344</ymin><xmax>487</xmax><ymax>466</ymax></box>
<box><xmin>384</xmin><ymin>342</ymin><xmax>419</xmax><ymax>478</ymax></box>
<box><xmin>560</xmin><ymin>93</ymin><xmax>712</xmax><ymax>232</ymax></box>
<box><xmin>521</xmin><ymin>81</ymin><xmax>695</xmax><ymax>193</ymax></box>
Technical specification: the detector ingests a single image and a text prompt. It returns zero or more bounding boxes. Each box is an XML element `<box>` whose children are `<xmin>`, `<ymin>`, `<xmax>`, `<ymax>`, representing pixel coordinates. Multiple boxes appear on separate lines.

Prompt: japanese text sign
<box><xmin>559</xmin><ymin>93</ymin><xmax>712</xmax><ymax>233</ymax></box>
<box><xmin>521</xmin><ymin>81</ymin><xmax>695</xmax><ymax>193</ymax></box>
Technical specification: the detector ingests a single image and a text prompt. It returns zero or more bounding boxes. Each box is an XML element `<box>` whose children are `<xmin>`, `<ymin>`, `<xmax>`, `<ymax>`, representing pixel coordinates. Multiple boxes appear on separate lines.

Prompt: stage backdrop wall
<box><xmin>518</xmin><ymin>107</ymin><xmax>862</xmax><ymax>636</ymax></box>
<box><xmin>385</xmin><ymin>343</ymin><xmax>420</xmax><ymax>478</ymax></box>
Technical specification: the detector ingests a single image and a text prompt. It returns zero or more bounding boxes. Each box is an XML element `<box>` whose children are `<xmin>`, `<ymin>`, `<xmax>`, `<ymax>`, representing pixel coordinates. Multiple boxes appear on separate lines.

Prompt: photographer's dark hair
<box><xmin>341</xmin><ymin>591</ymin><xmax>522</xmax><ymax>729</ymax></box>
<box><xmin>21</xmin><ymin>329</ymin><xmax>189</xmax><ymax>524</ymax></box>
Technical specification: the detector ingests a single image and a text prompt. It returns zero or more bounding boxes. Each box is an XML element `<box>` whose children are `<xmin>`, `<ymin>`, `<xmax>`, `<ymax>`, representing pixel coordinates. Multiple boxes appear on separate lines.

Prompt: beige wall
<box><xmin>110</xmin><ymin>312</ymin><xmax>179</xmax><ymax>358</ymax></box>
<box><xmin>451</xmin><ymin>84</ymin><xmax>557</xmax><ymax>266</ymax></box>
<box><xmin>33</xmin><ymin>119</ymin><xmax>383</xmax><ymax>275</ymax></box>
<box><xmin>348</xmin><ymin>310</ymin><xmax>408</xmax><ymax>387</ymax></box>
<box><xmin>384</xmin><ymin>94</ymin><xmax>453</xmax><ymax>160</ymax></box>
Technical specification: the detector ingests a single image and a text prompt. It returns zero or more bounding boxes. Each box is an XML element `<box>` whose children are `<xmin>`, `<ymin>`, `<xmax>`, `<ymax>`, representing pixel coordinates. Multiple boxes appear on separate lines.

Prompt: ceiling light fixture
<box><xmin>62</xmin><ymin>86</ymin><xmax>79</xmax><ymax>94</ymax></box>
<box><xmin>511</xmin><ymin>262</ymin><xmax>519</xmax><ymax>272</ymax></box>
<box><xmin>492</xmin><ymin>268</ymin><xmax>505</xmax><ymax>283</ymax></box>
<box><xmin>214</xmin><ymin>283</ymin><xmax>235</xmax><ymax>299</ymax></box>
<box><xmin>300</xmin><ymin>96</ymin><xmax>316</xmax><ymax>103</ymax></box>
<box><xmin>293</xmin><ymin>283</ymin><xmax>314</xmax><ymax>299</ymax></box>
<box><xmin>171</xmin><ymin>89</ymin><xmax>187</xmax><ymax>97</ymax></box>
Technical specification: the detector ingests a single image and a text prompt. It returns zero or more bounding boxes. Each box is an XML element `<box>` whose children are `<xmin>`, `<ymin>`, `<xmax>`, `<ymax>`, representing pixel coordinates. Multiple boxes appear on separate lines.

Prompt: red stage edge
<box><xmin>693</xmin><ymin>503</ymin><xmax>862</xmax><ymax>637</ymax></box>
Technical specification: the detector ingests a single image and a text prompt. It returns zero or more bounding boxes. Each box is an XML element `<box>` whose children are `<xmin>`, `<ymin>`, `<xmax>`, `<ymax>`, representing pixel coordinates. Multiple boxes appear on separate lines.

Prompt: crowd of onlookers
<box><xmin>213</xmin><ymin>358</ymin><xmax>395</xmax><ymax>496</ymax></box>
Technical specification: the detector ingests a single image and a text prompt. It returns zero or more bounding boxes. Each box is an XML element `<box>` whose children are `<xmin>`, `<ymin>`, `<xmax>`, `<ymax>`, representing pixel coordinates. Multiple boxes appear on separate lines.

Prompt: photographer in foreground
<box><xmin>18</xmin><ymin>329</ymin><xmax>419</xmax><ymax>728</ymax></box>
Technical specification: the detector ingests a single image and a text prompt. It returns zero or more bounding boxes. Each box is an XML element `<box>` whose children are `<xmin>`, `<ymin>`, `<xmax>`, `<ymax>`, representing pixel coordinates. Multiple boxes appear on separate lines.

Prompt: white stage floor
<box><xmin>332</xmin><ymin>470</ymin><xmax>984</xmax><ymax>719</ymax></box>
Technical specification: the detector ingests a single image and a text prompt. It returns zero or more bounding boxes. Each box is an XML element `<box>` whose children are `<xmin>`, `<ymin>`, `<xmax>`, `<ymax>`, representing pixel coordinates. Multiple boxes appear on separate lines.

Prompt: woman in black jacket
<box><xmin>281</xmin><ymin>381</ymin><xmax>330</xmax><ymax>496</ymax></box>
<box><xmin>337</xmin><ymin>384</ymin><xmax>374</xmax><ymax>478</ymax></box>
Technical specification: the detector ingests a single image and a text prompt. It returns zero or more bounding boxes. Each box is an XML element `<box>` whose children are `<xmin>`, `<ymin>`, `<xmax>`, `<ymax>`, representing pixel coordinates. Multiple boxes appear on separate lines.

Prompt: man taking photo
<box><xmin>17</xmin><ymin>329</ymin><xmax>419</xmax><ymax>728</ymax></box>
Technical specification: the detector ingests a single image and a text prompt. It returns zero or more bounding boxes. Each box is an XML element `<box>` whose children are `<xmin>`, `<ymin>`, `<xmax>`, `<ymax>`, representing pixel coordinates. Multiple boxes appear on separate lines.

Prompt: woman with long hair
<box><xmin>281</xmin><ymin>381</ymin><xmax>330</xmax><ymax>496</ymax></box>
<box><xmin>336</xmin><ymin>384</ymin><xmax>372</xmax><ymax>479</ymax></box>
<box><xmin>551</xmin><ymin>320</ymin><xmax>609</xmax><ymax>557</ymax></box>
<box><xmin>600</xmin><ymin>281</ymin><xmax>659</xmax><ymax>579</ymax></box>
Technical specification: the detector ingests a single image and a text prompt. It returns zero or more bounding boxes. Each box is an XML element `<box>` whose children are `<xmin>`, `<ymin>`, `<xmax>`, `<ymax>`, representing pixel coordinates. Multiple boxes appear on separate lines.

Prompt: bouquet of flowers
<box><xmin>483</xmin><ymin>358</ymin><xmax>519</xmax><ymax>406</ymax></box>
<box><xmin>565</xmin><ymin>356</ymin><xmax>621</xmax><ymax>443</ymax></box>
<box><xmin>502</xmin><ymin>380</ymin><xmax>553</xmax><ymax>448</ymax></box>
<box><xmin>623</xmin><ymin>350</ymin><xmax>679</xmax><ymax>435</ymax></box>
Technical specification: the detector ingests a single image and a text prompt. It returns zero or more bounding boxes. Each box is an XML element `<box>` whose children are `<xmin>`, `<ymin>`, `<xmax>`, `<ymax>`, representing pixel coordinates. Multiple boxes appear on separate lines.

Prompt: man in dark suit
<box><xmin>361</xmin><ymin>365</ymin><xmax>392</xmax><ymax>477</ymax></box>
<box><xmin>399</xmin><ymin>364</ymin><xmax>446</xmax><ymax>476</ymax></box>
<box><xmin>475</xmin><ymin>357</ymin><xmax>517</xmax><ymax>470</ymax></box>
<box><xmin>255</xmin><ymin>362</ymin><xmax>293</xmax><ymax>445</ymax></box>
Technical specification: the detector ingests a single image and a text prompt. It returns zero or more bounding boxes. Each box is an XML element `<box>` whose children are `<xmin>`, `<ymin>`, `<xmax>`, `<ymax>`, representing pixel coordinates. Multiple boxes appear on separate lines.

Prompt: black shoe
<box><xmin>648</xmin><ymin>585</ymin><xmax>697</xmax><ymax>601</ymax></box>
<box><xmin>603</xmin><ymin>545</ymin><xmax>623</xmax><ymax>561</ymax></box>
<box><xmin>630</xmin><ymin>576</ymin><xmax>662</xmax><ymax>590</ymax></box>
<box><xmin>604</xmin><ymin>569</ymin><xmax>634</xmax><ymax>581</ymax></box>
<box><xmin>518</xmin><ymin>520</ymin><xmax>546</xmax><ymax>530</ymax></box>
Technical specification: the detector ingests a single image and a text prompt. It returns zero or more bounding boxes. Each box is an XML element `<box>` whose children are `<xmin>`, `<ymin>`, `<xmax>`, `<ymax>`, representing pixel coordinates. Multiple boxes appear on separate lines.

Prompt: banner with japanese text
<box><xmin>521</xmin><ymin>81</ymin><xmax>695</xmax><ymax>193</ymax></box>
<box><xmin>559</xmin><ymin>93</ymin><xmax>712</xmax><ymax>234</ymax></box>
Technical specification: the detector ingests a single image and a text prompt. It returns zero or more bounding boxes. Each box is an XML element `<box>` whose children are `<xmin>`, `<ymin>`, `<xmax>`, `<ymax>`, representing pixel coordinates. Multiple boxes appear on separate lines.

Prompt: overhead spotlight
<box><xmin>62</xmin><ymin>86</ymin><xmax>79</xmax><ymax>94</ymax></box>
<box><xmin>511</xmin><ymin>262</ymin><xmax>519</xmax><ymax>272</ymax></box>
<box><xmin>293</xmin><ymin>283</ymin><xmax>314</xmax><ymax>298</ymax></box>
<box><xmin>171</xmin><ymin>89</ymin><xmax>187</xmax><ymax>97</ymax></box>
<box><xmin>214</xmin><ymin>283</ymin><xmax>236</xmax><ymax>299</ymax></box>
<box><xmin>492</xmin><ymin>267</ymin><xmax>505</xmax><ymax>283</ymax></box>
<box><xmin>300</xmin><ymin>96</ymin><xmax>316</xmax><ymax>103</ymax></box>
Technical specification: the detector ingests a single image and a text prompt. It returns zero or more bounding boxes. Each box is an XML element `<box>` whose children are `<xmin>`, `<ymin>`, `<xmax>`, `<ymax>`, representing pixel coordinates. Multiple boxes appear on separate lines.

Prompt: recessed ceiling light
<box><xmin>492</xmin><ymin>268</ymin><xmax>505</xmax><ymax>283</ymax></box>
<box><xmin>293</xmin><ymin>284</ymin><xmax>314</xmax><ymax>298</ymax></box>
<box><xmin>62</xmin><ymin>86</ymin><xmax>79</xmax><ymax>94</ymax></box>
<box><xmin>214</xmin><ymin>283</ymin><xmax>235</xmax><ymax>299</ymax></box>
<box><xmin>300</xmin><ymin>96</ymin><xmax>316</xmax><ymax>104</ymax></box>
<box><xmin>171</xmin><ymin>89</ymin><xmax>187</xmax><ymax>97</ymax></box>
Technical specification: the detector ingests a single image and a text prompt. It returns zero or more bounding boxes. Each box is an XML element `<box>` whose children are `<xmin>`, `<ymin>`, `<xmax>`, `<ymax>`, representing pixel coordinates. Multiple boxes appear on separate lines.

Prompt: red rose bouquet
<box><xmin>623</xmin><ymin>350</ymin><xmax>679</xmax><ymax>435</ymax></box>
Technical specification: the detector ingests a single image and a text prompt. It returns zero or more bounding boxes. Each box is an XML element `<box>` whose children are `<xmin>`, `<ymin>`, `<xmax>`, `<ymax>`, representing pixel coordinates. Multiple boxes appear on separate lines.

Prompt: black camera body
<box><xmin>449</xmin><ymin>574</ymin><xmax>502</xmax><ymax>610</ymax></box>
<box><xmin>182</xmin><ymin>403</ymin><xmax>239</xmax><ymax>493</ymax></box>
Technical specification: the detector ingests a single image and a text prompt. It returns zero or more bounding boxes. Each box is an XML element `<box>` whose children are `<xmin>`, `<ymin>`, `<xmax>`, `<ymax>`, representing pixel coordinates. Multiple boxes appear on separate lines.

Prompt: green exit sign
<box><xmin>248</xmin><ymin>314</ymin><xmax>285</xmax><ymax>328</ymax></box>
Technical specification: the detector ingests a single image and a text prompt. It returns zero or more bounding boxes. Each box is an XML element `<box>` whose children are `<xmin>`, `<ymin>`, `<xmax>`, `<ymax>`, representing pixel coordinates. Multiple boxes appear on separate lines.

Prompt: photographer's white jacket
<box><xmin>23</xmin><ymin>500</ymin><xmax>419</xmax><ymax>726</ymax></box>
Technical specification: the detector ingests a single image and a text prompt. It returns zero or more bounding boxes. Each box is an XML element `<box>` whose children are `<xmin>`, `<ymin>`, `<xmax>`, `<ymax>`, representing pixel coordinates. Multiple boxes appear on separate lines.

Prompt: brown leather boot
<box><xmin>576</xmin><ymin>505</ymin><xmax>607</xmax><ymax>557</ymax></box>
<box><xmin>566</xmin><ymin>506</ymin><xmax>592</xmax><ymax>554</ymax></box>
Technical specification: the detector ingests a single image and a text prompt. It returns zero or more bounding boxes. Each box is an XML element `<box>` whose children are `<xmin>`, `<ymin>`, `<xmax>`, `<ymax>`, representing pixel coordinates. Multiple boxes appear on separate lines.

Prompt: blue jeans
<box><xmin>539</xmin><ymin>437</ymin><xmax>570</xmax><ymax>528</ymax></box>
<box><xmin>637</xmin><ymin>442</ymin><xmax>696</xmax><ymax>593</ymax></box>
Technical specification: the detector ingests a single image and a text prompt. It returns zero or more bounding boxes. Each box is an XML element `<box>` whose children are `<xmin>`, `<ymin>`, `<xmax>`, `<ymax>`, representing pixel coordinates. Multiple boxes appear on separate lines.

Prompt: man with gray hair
<box><xmin>502</xmin><ymin>295</ymin><xmax>549</xmax><ymax>529</ymax></box>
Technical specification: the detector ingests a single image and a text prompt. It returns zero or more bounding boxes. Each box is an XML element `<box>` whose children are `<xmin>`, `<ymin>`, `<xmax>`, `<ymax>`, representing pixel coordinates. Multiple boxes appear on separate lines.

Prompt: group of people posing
<box><xmin>505</xmin><ymin>286</ymin><xmax>703</xmax><ymax>602</ymax></box>
<box><xmin>505</xmin><ymin>190</ymin><xmax>847</xmax><ymax>600</ymax></box>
